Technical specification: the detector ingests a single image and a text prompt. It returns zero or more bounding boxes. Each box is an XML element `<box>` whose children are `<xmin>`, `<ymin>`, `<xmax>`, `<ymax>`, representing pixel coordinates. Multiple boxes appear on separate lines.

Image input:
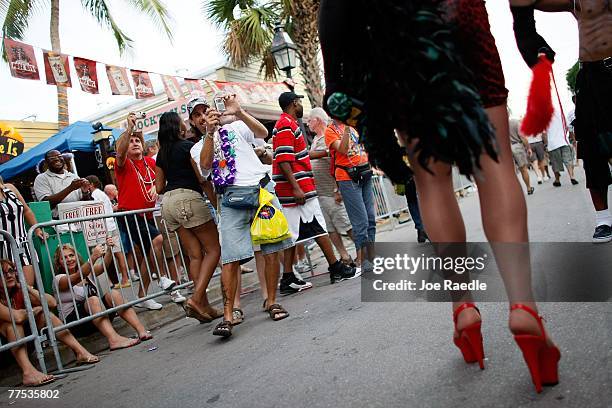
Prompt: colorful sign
<box><xmin>0</xmin><ymin>122</ymin><xmax>25</xmax><ymax>164</ymax></box>
<box><xmin>131</xmin><ymin>70</ymin><xmax>155</xmax><ymax>99</ymax></box>
<box><xmin>3</xmin><ymin>38</ymin><xmax>40</xmax><ymax>80</ymax></box>
<box><xmin>213</xmin><ymin>81</ymin><xmax>289</xmax><ymax>105</ymax></box>
<box><xmin>128</xmin><ymin>100</ymin><xmax>189</xmax><ymax>134</ymax></box>
<box><xmin>73</xmin><ymin>57</ymin><xmax>99</xmax><ymax>94</ymax></box>
<box><xmin>161</xmin><ymin>75</ymin><xmax>183</xmax><ymax>101</ymax></box>
<box><xmin>184</xmin><ymin>79</ymin><xmax>205</xmax><ymax>97</ymax></box>
<box><xmin>58</xmin><ymin>201</ymin><xmax>107</xmax><ymax>246</ymax></box>
<box><xmin>106</xmin><ymin>65</ymin><xmax>133</xmax><ymax>95</ymax></box>
<box><xmin>43</xmin><ymin>50</ymin><xmax>71</xmax><ymax>87</ymax></box>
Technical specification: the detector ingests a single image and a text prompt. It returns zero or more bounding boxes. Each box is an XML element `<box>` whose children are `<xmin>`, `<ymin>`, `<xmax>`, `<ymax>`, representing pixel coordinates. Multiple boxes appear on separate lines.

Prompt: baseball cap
<box><xmin>278</xmin><ymin>91</ymin><xmax>304</xmax><ymax>110</ymax></box>
<box><xmin>187</xmin><ymin>97</ymin><xmax>210</xmax><ymax>117</ymax></box>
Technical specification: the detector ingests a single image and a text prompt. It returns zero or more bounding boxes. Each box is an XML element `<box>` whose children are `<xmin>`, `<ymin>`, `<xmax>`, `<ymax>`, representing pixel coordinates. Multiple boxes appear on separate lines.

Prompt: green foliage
<box><xmin>566</xmin><ymin>60</ymin><xmax>579</xmax><ymax>95</ymax></box>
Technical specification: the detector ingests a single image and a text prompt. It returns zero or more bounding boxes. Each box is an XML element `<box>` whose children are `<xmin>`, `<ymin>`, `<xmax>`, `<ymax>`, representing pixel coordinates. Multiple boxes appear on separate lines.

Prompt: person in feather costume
<box><xmin>319</xmin><ymin>0</ymin><xmax>560</xmax><ymax>393</ymax></box>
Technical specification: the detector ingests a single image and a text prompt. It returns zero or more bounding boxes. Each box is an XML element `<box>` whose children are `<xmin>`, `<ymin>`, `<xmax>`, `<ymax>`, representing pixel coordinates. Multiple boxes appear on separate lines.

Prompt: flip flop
<box><xmin>139</xmin><ymin>331</ymin><xmax>153</xmax><ymax>341</ymax></box>
<box><xmin>109</xmin><ymin>338</ymin><xmax>140</xmax><ymax>351</ymax></box>
<box><xmin>76</xmin><ymin>355</ymin><xmax>100</xmax><ymax>365</ymax></box>
<box><xmin>212</xmin><ymin>320</ymin><xmax>233</xmax><ymax>338</ymax></box>
<box><xmin>23</xmin><ymin>375</ymin><xmax>55</xmax><ymax>387</ymax></box>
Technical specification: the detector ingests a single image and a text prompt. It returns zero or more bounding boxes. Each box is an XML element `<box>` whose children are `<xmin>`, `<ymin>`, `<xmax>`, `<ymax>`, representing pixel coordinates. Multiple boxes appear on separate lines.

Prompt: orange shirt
<box><xmin>324</xmin><ymin>122</ymin><xmax>369</xmax><ymax>181</ymax></box>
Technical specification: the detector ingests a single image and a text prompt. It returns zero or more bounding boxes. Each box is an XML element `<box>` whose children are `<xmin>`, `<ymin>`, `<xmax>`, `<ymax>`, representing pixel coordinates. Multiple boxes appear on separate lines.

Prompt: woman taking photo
<box><xmin>54</xmin><ymin>239</ymin><xmax>151</xmax><ymax>350</ymax></box>
<box><xmin>1</xmin><ymin>259</ymin><xmax>98</xmax><ymax>386</ymax></box>
<box><xmin>0</xmin><ymin>177</ymin><xmax>46</xmax><ymax>286</ymax></box>
<box><xmin>155</xmin><ymin>111</ymin><xmax>223</xmax><ymax>323</ymax></box>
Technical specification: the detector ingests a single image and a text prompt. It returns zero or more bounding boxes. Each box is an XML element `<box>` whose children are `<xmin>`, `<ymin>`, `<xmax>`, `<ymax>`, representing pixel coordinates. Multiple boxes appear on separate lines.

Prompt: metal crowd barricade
<box><xmin>372</xmin><ymin>175</ymin><xmax>408</xmax><ymax>220</ymax></box>
<box><xmin>26</xmin><ymin>207</ymin><xmax>189</xmax><ymax>373</ymax></box>
<box><xmin>0</xmin><ymin>230</ymin><xmax>48</xmax><ymax>374</ymax></box>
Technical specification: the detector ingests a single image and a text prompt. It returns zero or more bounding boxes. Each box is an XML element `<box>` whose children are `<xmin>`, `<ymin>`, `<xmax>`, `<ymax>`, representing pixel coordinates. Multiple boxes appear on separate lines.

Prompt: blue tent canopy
<box><xmin>0</xmin><ymin>121</ymin><xmax>125</xmax><ymax>181</ymax></box>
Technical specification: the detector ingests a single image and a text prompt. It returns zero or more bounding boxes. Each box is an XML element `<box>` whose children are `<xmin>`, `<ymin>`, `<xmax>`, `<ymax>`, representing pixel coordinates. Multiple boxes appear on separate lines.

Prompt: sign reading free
<box><xmin>133</xmin><ymin>99</ymin><xmax>189</xmax><ymax>134</ymax></box>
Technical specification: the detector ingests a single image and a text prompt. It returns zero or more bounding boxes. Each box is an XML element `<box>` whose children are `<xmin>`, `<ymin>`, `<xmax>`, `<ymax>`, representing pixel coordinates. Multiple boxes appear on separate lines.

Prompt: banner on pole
<box><xmin>131</xmin><ymin>70</ymin><xmax>155</xmax><ymax>99</ymax></box>
<box><xmin>184</xmin><ymin>79</ymin><xmax>205</xmax><ymax>97</ymax></box>
<box><xmin>161</xmin><ymin>75</ymin><xmax>183</xmax><ymax>101</ymax></box>
<box><xmin>3</xmin><ymin>38</ymin><xmax>40</xmax><ymax>80</ymax></box>
<box><xmin>73</xmin><ymin>57</ymin><xmax>99</xmax><ymax>94</ymax></box>
<box><xmin>43</xmin><ymin>50</ymin><xmax>71</xmax><ymax>87</ymax></box>
<box><xmin>106</xmin><ymin>65</ymin><xmax>133</xmax><ymax>95</ymax></box>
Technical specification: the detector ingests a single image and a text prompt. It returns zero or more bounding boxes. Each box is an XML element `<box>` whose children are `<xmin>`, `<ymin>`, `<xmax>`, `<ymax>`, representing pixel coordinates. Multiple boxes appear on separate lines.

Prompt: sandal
<box><xmin>267</xmin><ymin>303</ymin><xmax>289</xmax><ymax>321</ymax></box>
<box><xmin>139</xmin><ymin>331</ymin><xmax>153</xmax><ymax>341</ymax></box>
<box><xmin>232</xmin><ymin>308</ymin><xmax>244</xmax><ymax>325</ymax></box>
<box><xmin>185</xmin><ymin>302</ymin><xmax>213</xmax><ymax>323</ymax></box>
<box><xmin>23</xmin><ymin>374</ymin><xmax>55</xmax><ymax>387</ymax></box>
<box><xmin>262</xmin><ymin>298</ymin><xmax>268</xmax><ymax>312</ymax></box>
<box><xmin>76</xmin><ymin>355</ymin><xmax>100</xmax><ymax>366</ymax></box>
<box><xmin>212</xmin><ymin>320</ymin><xmax>233</xmax><ymax>337</ymax></box>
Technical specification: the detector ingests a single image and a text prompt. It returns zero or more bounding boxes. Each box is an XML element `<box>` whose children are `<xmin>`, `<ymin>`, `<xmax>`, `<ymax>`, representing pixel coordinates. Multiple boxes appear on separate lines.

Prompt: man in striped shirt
<box><xmin>273</xmin><ymin>92</ymin><xmax>359</xmax><ymax>293</ymax></box>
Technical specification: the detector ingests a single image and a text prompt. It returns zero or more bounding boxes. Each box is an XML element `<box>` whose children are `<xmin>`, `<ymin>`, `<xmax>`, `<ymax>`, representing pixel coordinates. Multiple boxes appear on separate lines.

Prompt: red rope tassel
<box><xmin>520</xmin><ymin>55</ymin><xmax>554</xmax><ymax>136</ymax></box>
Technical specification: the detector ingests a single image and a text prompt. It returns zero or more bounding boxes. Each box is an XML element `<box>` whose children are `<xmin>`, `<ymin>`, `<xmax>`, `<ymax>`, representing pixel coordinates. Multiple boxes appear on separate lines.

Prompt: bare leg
<box><xmin>0</xmin><ymin>322</ymin><xmax>53</xmax><ymax>386</ymax></box>
<box><xmin>531</xmin><ymin>160</ymin><xmax>543</xmax><ymax>180</ymax></box>
<box><xmin>590</xmin><ymin>188</ymin><xmax>608</xmax><ymax>211</ymax></box>
<box><xmin>283</xmin><ymin>246</ymin><xmax>296</xmax><ymax>277</ymax></box>
<box><xmin>189</xmin><ymin>222</ymin><xmax>221</xmax><ymax>317</ymax></box>
<box><xmin>85</xmin><ymin>296</ymin><xmax>138</xmax><ymax>349</ymax></box>
<box><xmin>255</xmin><ymin>250</ymin><xmax>268</xmax><ymax>303</ymax></box>
<box><xmin>220</xmin><ymin>261</ymin><xmax>240</xmax><ymax>322</ymax></box>
<box><xmin>264</xmin><ymin>252</ymin><xmax>281</xmax><ymax>307</ymax></box>
<box><xmin>105</xmin><ymin>291</ymin><xmax>148</xmax><ymax>338</ymax></box>
<box><xmin>314</xmin><ymin>235</ymin><xmax>339</xmax><ymax>265</ymax></box>
<box><xmin>113</xmin><ymin>251</ymin><xmax>129</xmax><ymax>285</ymax></box>
<box><xmin>40</xmin><ymin>313</ymin><xmax>97</xmax><ymax>362</ymax></box>
<box><xmin>22</xmin><ymin>265</ymin><xmax>34</xmax><ymax>287</ymax></box>
<box><xmin>329</xmin><ymin>232</ymin><xmax>351</xmax><ymax>260</ymax></box>
<box><xmin>519</xmin><ymin>166</ymin><xmax>532</xmax><ymax>190</ymax></box>
<box><xmin>566</xmin><ymin>163</ymin><xmax>576</xmax><ymax>180</ymax></box>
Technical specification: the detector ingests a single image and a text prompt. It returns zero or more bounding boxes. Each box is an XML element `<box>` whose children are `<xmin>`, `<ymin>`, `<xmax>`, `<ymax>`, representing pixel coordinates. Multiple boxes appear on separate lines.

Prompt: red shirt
<box><xmin>272</xmin><ymin>113</ymin><xmax>317</xmax><ymax>207</ymax></box>
<box><xmin>115</xmin><ymin>156</ymin><xmax>157</xmax><ymax>212</ymax></box>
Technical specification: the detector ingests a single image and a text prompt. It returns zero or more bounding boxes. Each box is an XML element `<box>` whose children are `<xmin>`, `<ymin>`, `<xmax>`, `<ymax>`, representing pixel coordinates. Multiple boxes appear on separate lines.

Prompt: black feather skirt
<box><xmin>319</xmin><ymin>0</ymin><xmax>506</xmax><ymax>184</ymax></box>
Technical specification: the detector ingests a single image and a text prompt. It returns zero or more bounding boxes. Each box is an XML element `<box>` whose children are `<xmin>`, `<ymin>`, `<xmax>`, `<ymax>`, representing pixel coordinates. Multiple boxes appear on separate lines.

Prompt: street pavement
<box><xmin>2</xmin><ymin>168</ymin><xmax>611</xmax><ymax>408</ymax></box>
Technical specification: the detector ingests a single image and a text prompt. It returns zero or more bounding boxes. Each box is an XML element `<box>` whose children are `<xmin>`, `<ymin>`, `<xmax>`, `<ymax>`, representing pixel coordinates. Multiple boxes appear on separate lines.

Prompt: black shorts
<box><xmin>574</xmin><ymin>61</ymin><xmax>612</xmax><ymax>190</ymax></box>
<box><xmin>65</xmin><ymin>295</ymin><xmax>116</xmax><ymax>337</ymax></box>
<box><xmin>117</xmin><ymin>213</ymin><xmax>161</xmax><ymax>256</ymax></box>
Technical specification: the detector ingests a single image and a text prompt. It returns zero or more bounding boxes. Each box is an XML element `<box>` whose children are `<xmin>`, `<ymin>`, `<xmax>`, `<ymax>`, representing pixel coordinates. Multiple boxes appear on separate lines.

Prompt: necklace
<box><xmin>212</xmin><ymin>127</ymin><xmax>237</xmax><ymax>187</ymax></box>
<box><xmin>129</xmin><ymin>159</ymin><xmax>156</xmax><ymax>203</ymax></box>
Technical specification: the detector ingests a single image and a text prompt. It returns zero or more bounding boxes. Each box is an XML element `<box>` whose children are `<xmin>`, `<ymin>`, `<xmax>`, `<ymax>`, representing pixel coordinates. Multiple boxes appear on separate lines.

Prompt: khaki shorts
<box><xmin>511</xmin><ymin>143</ymin><xmax>529</xmax><ymax>168</ymax></box>
<box><xmin>318</xmin><ymin>195</ymin><xmax>352</xmax><ymax>235</ymax></box>
<box><xmin>161</xmin><ymin>188</ymin><xmax>213</xmax><ymax>232</ymax></box>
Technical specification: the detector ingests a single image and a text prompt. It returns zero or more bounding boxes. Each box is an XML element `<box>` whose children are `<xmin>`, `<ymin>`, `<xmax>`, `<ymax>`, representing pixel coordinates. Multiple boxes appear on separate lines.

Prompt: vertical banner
<box><xmin>3</xmin><ymin>38</ymin><xmax>40</xmax><ymax>80</ymax></box>
<box><xmin>106</xmin><ymin>65</ymin><xmax>133</xmax><ymax>95</ymax></box>
<box><xmin>161</xmin><ymin>75</ymin><xmax>183</xmax><ymax>101</ymax></box>
<box><xmin>184</xmin><ymin>78</ymin><xmax>205</xmax><ymax>97</ymax></box>
<box><xmin>73</xmin><ymin>57</ymin><xmax>99</xmax><ymax>94</ymax></box>
<box><xmin>42</xmin><ymin>50</ymin><xmax>71</xmax><ymax>87</ymax></box>
<box><xmin>131</xmin><ymin>70</ymin><xmax>155</xmax><ymax>99</ymax></box>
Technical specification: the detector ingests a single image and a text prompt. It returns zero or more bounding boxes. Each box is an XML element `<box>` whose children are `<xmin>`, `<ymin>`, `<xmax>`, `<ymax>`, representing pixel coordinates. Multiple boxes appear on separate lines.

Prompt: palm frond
<box><xmin>223</xmin><ymin>6</ymin><xmax>276</xmax><ymax>67</ymax></box>
<box><xmin>258</xmin><ymin>46</ymin><xmax>278</xmax><ymax>80</ymax></box>
<box><xmin>204</xmin><ymin>0</ymin><xmax>256</xmax><ymax>26</ymax></box>
<box><xmin>81</xmin><ymin>0</ymin><xmax>133</xmax><ymax>54</ymax></box>
<box><xmin>2</xmin><ymin>0</ymin><xmax>37</xmax><ymax>61</ymax></box>
<box><xmin>124</xmin><ymin>0</ymin><xmax>173</xmax><ymax>42</ymax></box>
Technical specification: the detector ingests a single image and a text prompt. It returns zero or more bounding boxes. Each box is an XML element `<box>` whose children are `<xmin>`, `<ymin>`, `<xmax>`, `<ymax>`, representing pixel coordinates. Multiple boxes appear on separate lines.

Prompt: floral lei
<box><xmin>212</xmin><ymin>127</ymin><xmax>237</xmax><ymax>187</ymax></box>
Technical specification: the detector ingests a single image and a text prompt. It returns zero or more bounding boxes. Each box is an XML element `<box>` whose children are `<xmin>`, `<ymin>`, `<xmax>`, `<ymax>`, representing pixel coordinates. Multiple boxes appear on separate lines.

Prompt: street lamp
<box><xmin>271</xmin><ymin>22</ymin><xmax>298</xmax><ymax>83</ymax></box>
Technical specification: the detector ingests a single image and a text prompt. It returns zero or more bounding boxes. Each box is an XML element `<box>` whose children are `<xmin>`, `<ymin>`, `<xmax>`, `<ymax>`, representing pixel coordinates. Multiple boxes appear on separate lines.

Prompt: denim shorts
<box><xmin>218</xmin><ymin>181</ymin><xmax>294</xmax><ymax>265</ymax></box>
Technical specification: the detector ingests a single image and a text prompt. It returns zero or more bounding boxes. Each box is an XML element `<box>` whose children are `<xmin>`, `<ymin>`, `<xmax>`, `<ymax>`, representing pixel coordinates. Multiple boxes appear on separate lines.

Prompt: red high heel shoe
<box><xmin>453</xmin><ymin>303</ymin><xmax>485</xmax><ymax>369</ymax></box>
<box><xmin>511</xmin><ymin>304</ymin><xmax>561</xmax><ymax>393</ymax></box>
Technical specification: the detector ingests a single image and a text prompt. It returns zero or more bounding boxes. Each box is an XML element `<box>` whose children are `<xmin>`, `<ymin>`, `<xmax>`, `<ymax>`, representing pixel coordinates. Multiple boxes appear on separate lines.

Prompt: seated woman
<box><xmin>0</xmin><ymin>259</ymin><xmax>99</xmax><ymax>387</ymax></box>
<box><xmin>53</xmin><ymin>238</ymin><xmax>152</xmax><ymax>351</ymax></box>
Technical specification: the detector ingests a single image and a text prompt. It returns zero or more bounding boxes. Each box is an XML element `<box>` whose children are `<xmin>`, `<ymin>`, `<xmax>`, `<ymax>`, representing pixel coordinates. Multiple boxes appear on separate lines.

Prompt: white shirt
<box><xmin>54</xmin><ymin>274</ymin><xmax>87</xmax><ymax>321</ymax></box>
<box><xmin>91</xmin><ymin>188</ymin><xmax>117</xmax><ymax>232</ymax></box>
<box><xmin>33</xmin><ymin>170</ymin><xmax>83</xmax><ymax>218</ymax></box>
<box><xmin>190</xmin><ymin>121</ymin><xmax>268</xmax><ymax>187</ymax></box>
<box><xmin>546</xmin><ymin>106</ymin><xmax>570</xmax><ymax>152</ymax></box>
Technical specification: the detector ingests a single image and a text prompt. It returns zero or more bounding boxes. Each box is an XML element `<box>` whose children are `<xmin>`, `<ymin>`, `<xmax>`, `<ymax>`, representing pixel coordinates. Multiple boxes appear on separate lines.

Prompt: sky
<box><xmin>0</xmin><ymin>1</ymin><xmax>579</xmax><ymax>123</ymax></box>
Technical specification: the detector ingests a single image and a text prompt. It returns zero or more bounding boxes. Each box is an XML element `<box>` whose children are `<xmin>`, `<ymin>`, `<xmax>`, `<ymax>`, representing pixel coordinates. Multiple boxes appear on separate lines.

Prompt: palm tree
<box><xmin>204</xmin><ymin>0</ymin><xmax>323</xmax><ymax>107</ymax></box>
<box><xmin>2</xmin><ymin>0</ymin><xmax>173</xmax><ymax>129</ymax></box>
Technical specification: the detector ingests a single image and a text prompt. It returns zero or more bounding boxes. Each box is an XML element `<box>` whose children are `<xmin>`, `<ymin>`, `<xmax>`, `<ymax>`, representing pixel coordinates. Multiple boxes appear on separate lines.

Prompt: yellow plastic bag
<box><xmin>251</xmin><ymin>188</ymin><xmax>292</xmax><ymax>245</ymax></box>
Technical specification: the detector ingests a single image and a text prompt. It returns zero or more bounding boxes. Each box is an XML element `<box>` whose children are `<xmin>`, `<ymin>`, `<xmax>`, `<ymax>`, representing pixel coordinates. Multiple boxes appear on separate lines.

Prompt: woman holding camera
<box><xmin>325</xmin><ymin>120</ymin><xmax>376</xmax><ymax>268</ymax></box>
<box><xmin>53</xmin><ymin>239</ymin><xmax>151</xmax><ymax>350</ymax></box>
<box><xmin>155</xmin><ymin>111</ymin><xmax>223</xmax><ymax>323</ymax></box>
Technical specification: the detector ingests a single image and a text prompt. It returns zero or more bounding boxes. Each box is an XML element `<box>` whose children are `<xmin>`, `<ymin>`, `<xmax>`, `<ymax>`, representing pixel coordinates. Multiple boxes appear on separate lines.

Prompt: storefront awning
<box><xmin>0</xmin><ymin>121</ymin><xmax>122</xmax><ymax>181</ymax></box>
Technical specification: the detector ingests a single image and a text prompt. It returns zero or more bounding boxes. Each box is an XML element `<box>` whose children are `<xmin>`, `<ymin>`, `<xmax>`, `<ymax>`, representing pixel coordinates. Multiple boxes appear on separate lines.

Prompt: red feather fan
<box><xmin>520</xmin><ymin>55</ymin><xmax>554</xmax><ymax>136</ymax></box>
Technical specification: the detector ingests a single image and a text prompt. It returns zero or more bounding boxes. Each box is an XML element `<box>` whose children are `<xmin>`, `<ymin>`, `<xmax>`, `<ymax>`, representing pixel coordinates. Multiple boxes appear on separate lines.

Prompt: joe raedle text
<box><xmin>372</xmin><ymin>279</ymin><xmax>487</xmax><ymax>292</ymax></box>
